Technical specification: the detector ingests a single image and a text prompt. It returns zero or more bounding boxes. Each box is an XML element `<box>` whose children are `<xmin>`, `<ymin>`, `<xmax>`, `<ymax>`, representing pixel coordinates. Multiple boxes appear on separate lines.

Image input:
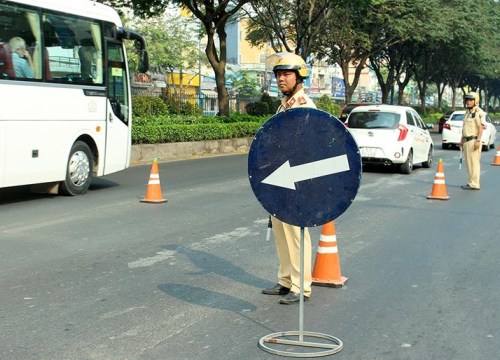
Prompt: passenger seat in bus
<box><xmin>0</xmin><ymin>42</ymin><xmax>15</xmax><ymax>78</ymax></box>
<box><xmin>42</xmin><ymin>47</ymin><xmax>52</xmax><ymax>80</ymax></box>
<box><xmin>28</xmin><ymin>46</ymin><xmax>52</xmax><ymax>80</ymax></box>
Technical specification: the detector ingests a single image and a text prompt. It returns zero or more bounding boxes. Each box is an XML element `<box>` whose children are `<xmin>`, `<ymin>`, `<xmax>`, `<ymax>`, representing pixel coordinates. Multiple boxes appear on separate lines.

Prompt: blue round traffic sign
<box><xmin>248</xmin><ymin>108</ymin><xmax>362</xmax><ymax>227</ymax></box>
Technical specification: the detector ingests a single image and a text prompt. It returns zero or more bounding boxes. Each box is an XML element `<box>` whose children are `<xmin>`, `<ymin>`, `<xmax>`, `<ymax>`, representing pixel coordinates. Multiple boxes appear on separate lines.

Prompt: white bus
<box><xmin>0</xmin><ymin>0</ymin><xmax>148</xmax><ymax>195</ymax></box>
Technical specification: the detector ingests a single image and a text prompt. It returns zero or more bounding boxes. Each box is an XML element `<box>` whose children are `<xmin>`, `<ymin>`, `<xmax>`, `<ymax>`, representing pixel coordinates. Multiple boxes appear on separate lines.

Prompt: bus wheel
<box><xmin>59</xmin><ymin>141</ymin><xmax>93</xmax><ymax>196</ymax></box>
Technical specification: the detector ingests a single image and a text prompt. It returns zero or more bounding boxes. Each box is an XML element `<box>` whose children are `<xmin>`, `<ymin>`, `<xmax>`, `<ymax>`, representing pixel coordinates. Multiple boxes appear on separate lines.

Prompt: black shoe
<box><xmin>462</xmin><ymin>184</ymin><xmax>480</xmax><ymax>190</ymax></box>
<box><xmin>262</xmin><ymin>284</ymin><xmax>290</xmax><ymax>295</ymax></box>
<box><xmin>279</xmin><ymin>291</ymin><xmax>309</xmax><ymax>305</ymax></box>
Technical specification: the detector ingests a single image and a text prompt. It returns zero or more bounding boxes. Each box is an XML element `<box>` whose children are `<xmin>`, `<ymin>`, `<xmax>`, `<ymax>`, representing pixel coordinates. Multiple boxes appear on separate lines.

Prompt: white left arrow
<box><xmin>261</xmin><ymin>154</ymin><xmax>350</xmax><ymax>190</ymax></box>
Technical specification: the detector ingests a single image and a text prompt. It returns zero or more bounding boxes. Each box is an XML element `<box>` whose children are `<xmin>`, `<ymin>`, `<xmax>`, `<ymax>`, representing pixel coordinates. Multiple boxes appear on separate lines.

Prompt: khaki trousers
<box><xmin>463</xmin><ymin>140</ymin><xmax>481</xmax><ymax>188</ymax></box>
<box><xmin>271</xmin><ymin>217</ymin><xmax>312</xmax><ymax>296</ymax></box>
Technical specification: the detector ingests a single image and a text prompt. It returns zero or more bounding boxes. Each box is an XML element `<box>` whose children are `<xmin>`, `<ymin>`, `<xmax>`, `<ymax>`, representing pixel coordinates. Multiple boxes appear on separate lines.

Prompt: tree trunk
<box><xmin>340</xmin><ymin>56</ymin><xmax>368</xmax><ymax>104</ymax></box>
<box><xmin>435</xmin><ymin>82</ymin><xmax>445</xmax><ymax>109</ymax></box>
<box><xmin>396</xmin><ymin>73</ymin><xmax>411</xmax><ymax>105</ymax></box>
<box><xmin>413</xmin><ymin>70</ymin><xmax>428</xmax><ymax>113</ymax></box>
<box><xmin>483</xmin><ymin>87</ymin><xmax>489</xmax><ymax>112</ymax></box>
<box><xmin>204</xmin><ymin>23</ymin><xmax>230</xmax><ymax>116</ymax></box>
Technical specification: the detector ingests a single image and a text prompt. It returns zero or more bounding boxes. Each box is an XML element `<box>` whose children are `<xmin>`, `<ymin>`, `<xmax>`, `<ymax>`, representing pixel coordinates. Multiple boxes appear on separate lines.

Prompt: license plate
<box><xmin>360</xmin><ymin>147</ymin><xmax>377</xmax><ymax>157</ymax></box>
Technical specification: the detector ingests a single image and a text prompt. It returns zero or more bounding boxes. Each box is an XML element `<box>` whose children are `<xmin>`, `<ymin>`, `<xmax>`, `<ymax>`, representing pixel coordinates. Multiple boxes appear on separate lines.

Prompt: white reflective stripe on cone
<box><xmin>320</xmin><ymin>234</ymin><xmax>336</xmax><ymax>243</ymax></box>
<box><xmin>317</xmin><ymin>246</ymin><xmax>339</xmax><ymax>254</ymax></box>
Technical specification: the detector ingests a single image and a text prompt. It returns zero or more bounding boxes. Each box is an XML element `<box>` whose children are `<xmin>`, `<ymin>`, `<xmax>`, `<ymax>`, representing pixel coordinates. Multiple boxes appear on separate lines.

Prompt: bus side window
<box><xmin>0</xmin><ymin>2</ymin><xmax>42</xmax><ymax>80</ymax></box>
<box><xmin>43</xmin><ymin>13</ymin><xmax>103</xmax><ymax>85</ymax></box>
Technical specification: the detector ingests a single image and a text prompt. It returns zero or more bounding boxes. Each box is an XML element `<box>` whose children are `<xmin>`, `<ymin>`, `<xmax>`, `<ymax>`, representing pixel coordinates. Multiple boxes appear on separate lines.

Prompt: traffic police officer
<box><xmin>261</xmin><ymin>52</ymin><xmax>316</xmax><ymax>304</ymax></box>
<box><xmin>460</xmin><ymin>91</ymin><xmax>485</xmax><ymax>190</ymax></box>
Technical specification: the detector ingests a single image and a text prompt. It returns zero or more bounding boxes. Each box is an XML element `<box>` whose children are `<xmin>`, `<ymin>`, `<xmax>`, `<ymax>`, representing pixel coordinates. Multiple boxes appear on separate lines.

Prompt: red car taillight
<box><xmin>397</xmin><ymin>124</ymin><xmax>408</xmax><ymax>141</ymax></box>
<box><xmin>443</xmin><ymin>123</ymin><xmax>451</xmax><ymax>130</ymax></box>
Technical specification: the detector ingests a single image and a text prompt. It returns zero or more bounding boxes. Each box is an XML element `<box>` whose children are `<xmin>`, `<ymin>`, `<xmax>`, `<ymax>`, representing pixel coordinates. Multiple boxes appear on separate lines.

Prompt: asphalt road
<box><xmin>1</xmin><ymin>133</ymin><xmax>499</xmax><ymax>360</ymax></box>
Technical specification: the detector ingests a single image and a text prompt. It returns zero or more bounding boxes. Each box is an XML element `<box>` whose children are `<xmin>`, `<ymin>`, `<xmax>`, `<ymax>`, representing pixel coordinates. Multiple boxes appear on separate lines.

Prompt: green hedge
<box><xmin>132</xmin><ymin>120</ymin><xmax>266</xmax><ymax>144</ymax></box>
<box><xmin>131</xmin><ymin>105</ymin><xmax>270</xmax><ymax>144</ymax></box>
<box><xmin>130</xmin><ymin>94</ymin><xmax>348</xmax><ymax>145</ymax></box>
<box><xmin>133</xmin><ymin>94</ymin><xmax>500</xmax><ymax>145</ymax></box>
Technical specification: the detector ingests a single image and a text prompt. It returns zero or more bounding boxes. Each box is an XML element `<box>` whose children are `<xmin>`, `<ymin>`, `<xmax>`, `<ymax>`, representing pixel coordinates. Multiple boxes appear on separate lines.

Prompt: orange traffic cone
<box><xmin>140</xmin><ymin>158</ymin><xmax>168</xmax><ymax>203</ymax></box>
<box><xmin>427</xmin><ymin>158</ymin><xmax>449</xmax><ymax>200</ymax></box>
<box><xmin>312</xmin><ymin>221</ymin><xmax>348</xmax><ymax>288</ymax></box>
<box><xmin>491</xmin><ymin>145</ymin><xmax>500</xmax><ymax>166</ymax></box>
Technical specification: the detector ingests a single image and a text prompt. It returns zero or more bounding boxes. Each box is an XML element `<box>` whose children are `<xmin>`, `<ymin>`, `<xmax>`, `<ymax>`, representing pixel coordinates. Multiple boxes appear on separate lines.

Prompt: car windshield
<box><xmin>450</xmin><ymin>113</ymin><xmax>465</xmax><ymax>121</ymax></box>
<box><xmin>348</xmin><ymin>112</ymin><xmax>400</xmax><ymax>129</ymax></box>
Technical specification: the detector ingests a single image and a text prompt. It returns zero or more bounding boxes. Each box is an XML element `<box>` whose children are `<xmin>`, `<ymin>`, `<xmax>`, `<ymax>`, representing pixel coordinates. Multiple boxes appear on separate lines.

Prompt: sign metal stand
<box><xmin>258</xmin><ymin>228</ymin><xmax>343</xmax><ymax>358</ymax></box>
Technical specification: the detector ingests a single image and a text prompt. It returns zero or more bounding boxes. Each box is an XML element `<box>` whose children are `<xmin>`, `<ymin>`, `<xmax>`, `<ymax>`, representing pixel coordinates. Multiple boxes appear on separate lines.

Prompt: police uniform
<box><xmin>462</xmin><ymin>105</ymin><xmax>485</xmax><ymax>189</ymax></box>
<box><xmin>272</xmin><ymin>88</ymin><xmax>316</xmax><ymax>297</ymax></box>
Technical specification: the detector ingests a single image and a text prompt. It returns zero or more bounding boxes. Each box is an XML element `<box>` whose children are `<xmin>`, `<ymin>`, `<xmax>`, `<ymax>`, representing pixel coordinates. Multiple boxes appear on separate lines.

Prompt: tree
<box><xmin>244</xmin><ymin>0</ymin><xmax>331</xmax><ymax>59</ymax></box>
<box><xmin>123</xmin><ymin>14</ymin><xmax>201</xmax><ymax>94</ymax></box>
<box><xmin>366</xmin><ymin>0</ymin><xmax>442</xmax><ymax>105</ymax></box>
<box><xmin>465</xmin><ymin>0</ymin><xmax>500</xmax><ymax>112</ymax></box>
<box><xmin>314</xmin><ymin>0</ymin><xmax>417</xmax><ymax>103</ymax></box>
<box><xmin>227</xmin><ymin>69</ymin><xmax>261</xmax><ymax>97</ymax></box>
<box><xmin>369</xmin><ymin>43</ymin><xmax>412</xmax><ymax>104</ymax></box>
<box><xmin>99</xmin><ymin>0</ymin><xmax>500</xmax><ymax>112</ymax></box>
<box><xmin>176</xmin><ymin>1</ymin><xmax>252</xmax><ymax>116</ymax></box>
<box><xmin>102</xmin><ymin>0</ymin><xmax>251</xmax><ymax>116</ymax></box>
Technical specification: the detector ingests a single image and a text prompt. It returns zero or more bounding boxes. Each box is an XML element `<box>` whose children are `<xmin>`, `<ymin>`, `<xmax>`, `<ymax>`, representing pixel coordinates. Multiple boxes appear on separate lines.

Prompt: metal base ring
<box><xmin>259</xmin><ymin>330</ymin><xmax>343</xmax><ymax>358</ymax></box>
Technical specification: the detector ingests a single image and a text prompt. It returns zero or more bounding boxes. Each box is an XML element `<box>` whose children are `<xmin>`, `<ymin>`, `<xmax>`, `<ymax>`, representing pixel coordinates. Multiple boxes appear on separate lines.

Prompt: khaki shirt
<box><xmin>462</xmin><ymin>106</ymin><xmax>485</xmax><ymax>137</ymax></box>
<box><xmin>276</xmin><ymin>88</ymin><xmax>316</xmax><ymax>113</ymax></box>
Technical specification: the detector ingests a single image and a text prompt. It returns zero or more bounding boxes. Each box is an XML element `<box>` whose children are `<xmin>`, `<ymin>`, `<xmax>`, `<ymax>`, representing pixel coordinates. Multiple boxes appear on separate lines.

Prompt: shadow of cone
<box><xmin>491</xmin><ymin>145</ymin><xmax>500</xmax><ymax>166</ymax></box>
<box><xmin>427</xmin><ymin>158</ymin><xmax>449</xmax><ymax>200</ymax></box>
<box><xmin>312</xmin><ymin>221</ymin><xmax>348</xmax><ymax>288</ymax></box>
<box><xmin>140</xmin><ymin>158</ymin><xmax>168</xmax><ymax>203</ymax></box>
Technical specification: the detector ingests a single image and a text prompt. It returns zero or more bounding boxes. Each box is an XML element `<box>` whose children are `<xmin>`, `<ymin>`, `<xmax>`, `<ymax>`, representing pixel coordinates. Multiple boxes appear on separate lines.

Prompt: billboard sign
<box><xmin>332</xmin><ymin>77</ymin><xmax>345</xmax><ymax>98</ymax></box>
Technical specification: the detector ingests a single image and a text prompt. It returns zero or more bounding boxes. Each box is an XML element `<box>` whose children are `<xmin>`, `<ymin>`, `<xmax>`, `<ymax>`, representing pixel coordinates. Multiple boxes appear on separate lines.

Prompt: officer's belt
<box><xmin>463</xmin><ymin>136</ymin><xmax>478</xmax><ymax>142</ymax></box>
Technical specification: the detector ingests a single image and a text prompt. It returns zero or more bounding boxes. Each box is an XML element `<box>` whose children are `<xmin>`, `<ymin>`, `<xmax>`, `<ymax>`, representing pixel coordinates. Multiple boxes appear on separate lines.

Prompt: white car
<box><xmin>346</xmin><ymin>105</ymin><xmax>434</xmax><ymax>174</ymax></box>
<box><xmin>441</xmin><ymin>110</ymin><xmax>497</xmax><ymax>151</ymax></box>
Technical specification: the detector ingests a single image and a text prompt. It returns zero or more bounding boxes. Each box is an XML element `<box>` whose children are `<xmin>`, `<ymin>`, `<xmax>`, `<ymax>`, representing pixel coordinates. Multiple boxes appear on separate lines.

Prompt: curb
<box><xmin>130</xmin><ymin>137</ymin><xmax>253</xmax><ymax>165</ymax></box>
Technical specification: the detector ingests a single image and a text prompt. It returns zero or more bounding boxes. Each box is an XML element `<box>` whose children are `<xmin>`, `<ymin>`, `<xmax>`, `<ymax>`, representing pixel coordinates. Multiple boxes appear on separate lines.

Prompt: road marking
<box><xmin>128</xmin><ymin>250</ymin><xmax>176</xmax><ymax>268</ymax></box>
<box><xmin>127</xmin><ymin>220</ymin><xmax>262</xmax><ymax>269</ymax></box>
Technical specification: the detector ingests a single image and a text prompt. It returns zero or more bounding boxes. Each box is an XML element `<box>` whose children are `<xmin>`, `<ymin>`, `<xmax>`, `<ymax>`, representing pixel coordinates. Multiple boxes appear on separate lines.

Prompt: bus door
<box><xmin>104</xmin><ymin>40</ymin><xmax>131</xmax><ymax>174</ymax></box>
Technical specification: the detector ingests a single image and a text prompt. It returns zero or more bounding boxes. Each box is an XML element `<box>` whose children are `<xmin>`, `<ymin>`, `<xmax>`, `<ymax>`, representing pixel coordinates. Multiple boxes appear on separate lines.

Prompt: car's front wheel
<box><xmin>442</xmin><ymin>143</ymin><xmax>449</xmax><ymax>150</ymax></box>
<box><xmin>400</xmin><ymin>150</ymin><xmax>413</xmax><ymax>174</ymax></box>
<box><xmin>422</xmin><ymin>146</ymin><xmax>433</xmax><ymax>168</ymax></box>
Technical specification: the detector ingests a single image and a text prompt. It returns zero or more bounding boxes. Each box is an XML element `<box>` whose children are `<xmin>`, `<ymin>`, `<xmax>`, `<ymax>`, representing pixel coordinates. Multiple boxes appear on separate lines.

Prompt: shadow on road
<box><xmin>157</xmin><ymin>283</ymin><xmax>257</xmax><ymax>312</ymax></box>
<box><xmin>156</xmin><ymin>245</ymin><xmax>272</xmax><ymax>312</ymax></box>
<box><xmin>0</xmin><ymin>178</ymin><xmax>119</xmax><ymax>205</ymax></box>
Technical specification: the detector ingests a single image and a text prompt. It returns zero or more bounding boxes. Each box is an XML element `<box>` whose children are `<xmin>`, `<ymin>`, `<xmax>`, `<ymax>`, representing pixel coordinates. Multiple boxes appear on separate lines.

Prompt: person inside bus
<box><xmin>78</xmin><ymin>44</ymin><xmax>95</xmax><ymax>82</ymax></box>
<box><xmin>9</xmin><ymin>36</ymin><xmax>34</xmax><ymax>78</ymax></box>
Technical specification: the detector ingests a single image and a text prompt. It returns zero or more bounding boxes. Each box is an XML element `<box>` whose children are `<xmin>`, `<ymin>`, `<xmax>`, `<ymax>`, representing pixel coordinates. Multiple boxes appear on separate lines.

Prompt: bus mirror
<box><xmin>138</xmin><ymin>49</ymin><xmax>149</xmax><ymax>73</ymax></box>
<box><xmin>117</xmin><ymin>28</ymin><xmax>149</xmax><ymax>73</ymax></box>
